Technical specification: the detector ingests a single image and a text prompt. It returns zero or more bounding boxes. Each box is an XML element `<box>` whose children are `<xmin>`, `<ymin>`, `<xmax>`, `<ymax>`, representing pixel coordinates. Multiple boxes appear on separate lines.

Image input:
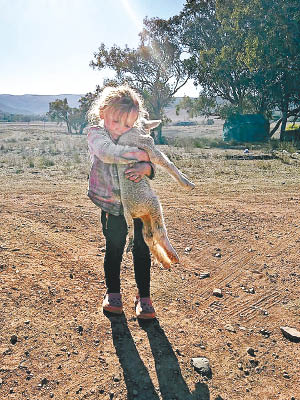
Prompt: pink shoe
<box><xmin>102</xmin><ymin>293</ymin><xmax>123</xmax><ymax>314</ymax></box>
<box><xmin>134</xmin><ymin>295</ymin><xmax>156</xmax><ymax>319</ymax></box>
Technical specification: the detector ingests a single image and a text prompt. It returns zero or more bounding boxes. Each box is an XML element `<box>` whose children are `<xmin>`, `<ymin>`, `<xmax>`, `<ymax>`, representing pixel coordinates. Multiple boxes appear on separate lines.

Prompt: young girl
<box><xmin>87</xmin><ymin>85</ymin><xmax>156</xmax><ymax>319</ymax></box>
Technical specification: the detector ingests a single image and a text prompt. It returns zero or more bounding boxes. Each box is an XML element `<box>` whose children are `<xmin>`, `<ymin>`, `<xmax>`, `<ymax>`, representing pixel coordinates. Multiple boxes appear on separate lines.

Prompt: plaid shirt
<box><xmin>87</xmin><ymin>124</ymin><xmax>154</xmax><ymax>216</ymax></box>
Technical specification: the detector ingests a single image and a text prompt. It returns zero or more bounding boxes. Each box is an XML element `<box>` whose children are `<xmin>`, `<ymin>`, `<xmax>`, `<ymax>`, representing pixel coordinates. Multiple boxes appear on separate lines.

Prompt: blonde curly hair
<box><xmin>88</xmin><ymin>85</ymin><xmax>147</xmax><ymax>127</ymax></box>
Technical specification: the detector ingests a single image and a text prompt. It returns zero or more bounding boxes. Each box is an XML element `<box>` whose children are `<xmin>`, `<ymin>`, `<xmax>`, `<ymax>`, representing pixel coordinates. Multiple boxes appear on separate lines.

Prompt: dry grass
<box><xmin>1</xmin><ymin>122</ymin><xmax>300</xmax><ymax>194</ymax></box>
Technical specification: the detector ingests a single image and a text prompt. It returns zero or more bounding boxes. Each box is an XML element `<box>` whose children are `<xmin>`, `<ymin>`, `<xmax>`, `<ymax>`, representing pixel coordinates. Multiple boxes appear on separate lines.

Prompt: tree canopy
<box><xmin>161</xmin><ymin>0</ymin><xmax>300</xmax><ymax>137</ymax></box>
<box><xmin>89</xmin><ymin>24</ymin><xmax>190</xmax><ymax>143</ymax></box>
<box><xmin>47</xmin><ymin>93</ymin><xmax>99</xmax><ymax>134</ymax></box>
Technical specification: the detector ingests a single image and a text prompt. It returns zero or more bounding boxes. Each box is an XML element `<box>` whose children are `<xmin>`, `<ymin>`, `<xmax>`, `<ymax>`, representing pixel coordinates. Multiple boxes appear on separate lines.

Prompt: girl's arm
<box><xmin>88</xmin><ymin>127</ymin><xmax>149</xmax><ymax>164</ymax></box>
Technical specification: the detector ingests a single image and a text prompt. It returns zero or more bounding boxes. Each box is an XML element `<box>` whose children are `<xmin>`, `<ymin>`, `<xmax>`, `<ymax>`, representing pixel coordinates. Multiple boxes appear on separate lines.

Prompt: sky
<box><xmin>1</xmin><ymin>0</ymin><xmax>200</xmax><ymax>97</ymax></box>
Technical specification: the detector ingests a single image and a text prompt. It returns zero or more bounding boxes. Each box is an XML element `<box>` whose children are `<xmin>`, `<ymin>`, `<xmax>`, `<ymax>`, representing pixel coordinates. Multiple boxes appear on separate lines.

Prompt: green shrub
<box><xmin>38</xmin><ymin>157</ymin><xmax>55</xmax><ymax>168</ymax></box>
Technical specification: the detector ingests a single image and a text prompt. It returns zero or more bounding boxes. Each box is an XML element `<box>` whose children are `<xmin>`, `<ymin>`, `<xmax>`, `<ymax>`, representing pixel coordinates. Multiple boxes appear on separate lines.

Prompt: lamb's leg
<box><xmin>124</xmin><ymin>207</ymin><xmax>134</xmax><ymax>253</ymax></box>
<box><xmin>148</xmin><ymin>148</ymin><xmax>195</xmax><ymax>189</ymax></box>
<box><xmin>141</xmin><ymin>214</ymin><xmax>179</xmax><ymax>269</ymax></box>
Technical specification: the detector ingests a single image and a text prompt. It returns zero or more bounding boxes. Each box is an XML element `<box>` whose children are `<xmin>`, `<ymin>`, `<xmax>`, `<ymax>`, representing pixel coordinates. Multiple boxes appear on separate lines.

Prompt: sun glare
<box><xmin>120</xmin><ymin>0</ymin><xmax>143</xmax><ymax>33</ymax></box>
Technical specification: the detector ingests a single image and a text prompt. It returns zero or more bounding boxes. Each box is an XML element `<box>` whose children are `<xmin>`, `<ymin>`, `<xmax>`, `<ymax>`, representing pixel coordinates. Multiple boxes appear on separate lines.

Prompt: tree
<box><xmin>168</xmin><ymin>0</ymin><xmax>257</xmax><ymax>115</ymax></box>
<box><xmin>48</xmin><ymin>94</ymin><xmax>99</xmax><ymax>134</ymax></box>
<box><xmin>48</xmin><ymin>98</ymin><xmax>73</xmax><ymax>133</ymax></box>
<box><xmin>216</xmin><ymin>0</ymin><xmax>300</xmax><ymax>139</ymax></box>
<box><xmin>170</xmin><ymin>0</ymin><xmax>300</xmax><ymax>138</ymax></box>
<box><xmin>176</xmin><ymin>94</ymin><xmax>217</xmax><ymax>119</ymax></box>
<box><xmin>90</xmin><ymin>23</ymin><xmax>190</xmax><ymax>143</ymax></box>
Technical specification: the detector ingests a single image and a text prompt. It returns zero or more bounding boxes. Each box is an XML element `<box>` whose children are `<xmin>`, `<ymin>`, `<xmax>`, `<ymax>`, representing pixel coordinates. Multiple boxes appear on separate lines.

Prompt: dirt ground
<box><xmin>0</xmin><ymin>123</ymin><xmax>300</xmax><ymax>400</ymax></box>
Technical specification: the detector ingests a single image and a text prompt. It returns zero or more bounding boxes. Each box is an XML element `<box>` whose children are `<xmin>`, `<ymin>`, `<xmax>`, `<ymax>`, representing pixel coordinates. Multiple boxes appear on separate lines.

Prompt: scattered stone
<box><xmin>77</xmin><ymin>325</ymin><xmax>83</xmax><ymax>335</ymax></box>
<box><xmin>283</xmin><ymin>372</ymin><xmax>290</xmax><ymax>379</ymax></box>
<box><xmin>213</xmin><ymin>288</ymin><xmax>223</xmax><ymax>298</ymax></box>
<box><xmin>247</xmin><ymin>347</ymin><xmax>256</xmax><ymax>357</ymax></box>
<box><xmin>249</xmin><ymin>359</ymin><xmax>259</xmax><ymax>367</ymax></box>
<box><xmin>249</xmin><ymin>288</ymin><xmax>255</xmax><ymax>294</ymax></box>
<box><xmin>10</xmin><ymin>335</ymin><xmax>18</xmax><ymax>345</ymax></box>
<box><xmin>191</xmin><ymin>357</ymin><xmax>212</xmax><ymax>378</ymax></box>
<box><xmin>237</xmin><ymin>363</ymin><xmax>243</xmax><ymax>370</ymax></box>
<box><xmin>259</xmin><ymin>328</ymin><xmax>271</xmax><ymax>338</ymax></box>
<box><xmin>225</xmin><ymin>324</ymin><xmax>236</xmax><ymax>333</ymax></box>
<box><xmin>24</xmin><ymin>320</ymin><xmax>30</xmax><ymax>325</ymax></box>
<box><xmin>41</xmin><ymin>378</ymin><xmax>49</xmax><ymax>386</ymax></box>
<box><xmin>76</xmin><ymin>386</ymin><xmax>83</xmax><ymax>394</ymax></box>
<box><xmin>113</xmin><ymin>373</ymin><xmax>121</xmax><ymax>382</ymax></box>
<box><xmin>214</xmin><ymin>252</ymin><xmax>222</xmax><ymax>258</ymax></box>
<box><xmin>280</xmin><ymin>326</ymin><xmax>300</xmax><ymax>342</ymax></box>
<box><xmin>199</xmin><ymin>272</ymin><xmax>210</xmax><ymax>279</ymax></box>
<box><xmin>184</xmin><ymin>246</ymin><xmax>192</xmax><ymax>253</ymax></box>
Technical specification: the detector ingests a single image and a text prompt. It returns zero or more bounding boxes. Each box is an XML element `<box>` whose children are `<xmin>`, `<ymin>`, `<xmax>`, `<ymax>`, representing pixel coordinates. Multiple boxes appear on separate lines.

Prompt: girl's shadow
<box><xmin>105</xmin><ymin>312</ymin><xmax>210</xmax><ymax>400</ymax></box>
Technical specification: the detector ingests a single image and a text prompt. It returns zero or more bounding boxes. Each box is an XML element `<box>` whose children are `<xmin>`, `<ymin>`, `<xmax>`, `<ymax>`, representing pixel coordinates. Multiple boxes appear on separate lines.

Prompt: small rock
<box><xmin>259</xmin><ymin>328</ymin><xmax>271</xmax><ymax>337</ymax></box>
<box><xmin>280</xmin><ymin>326</ymin><xmax>300</xmax><ymax>342</ymax></box>
<box><xmin>113</xmin><ymin>373</ymin><xmax>121</xmax><ymax>382</ymax></box>
<box><xmin>247</xmin><ymin>347</ymin><xmax>256</xmax><ymax>357</ymax></box>
<box><xmin>213</xmin><ymin>288</ymin><xmax>223</xmax><ymax>298</ymax></box>
<box><xmin>283</xmin><ymin>372</ymin><xmax>290</xmax><ymax>379</ymax></box>
<box><xmin>191</xmin><ymin>357</ymin><xmax>212</xmax><ymax>378</ymax></box>
<box><xmin>41</xmin><ymin>378</ymin><xmax>49</xmax><ymax>386</ymax></box>
<box><xmin>214</xmin><ymin>252</ymin><xmax>221</xmax><ymax>258</ymax></box>
<box><xmin>185</xmin><ymin>246</ymin><xmax>192</xmax><ymax>252</ymax></box>
<box><xmin>225</xmin><ymin>324</ymin><xmax>236</xmax><ymax>333</ymax></box>
<box><xmin>249</xmin><ymin>288</ymin><xmax>255</xmax><ymax>294</ymax></box>
<box><xmin>237</xmin><ymin>363</ymin><xmax>243</xmax><ymax>370</ymax></box>
<box><xmin>199</xmin><ymin>272</ymin><xmax>210</xmax><ymax>279</ymax></box>
<box><xmin>10</xmin><ymin>335</ymin><xmax>18</xmax><ymax>345</ymax></box>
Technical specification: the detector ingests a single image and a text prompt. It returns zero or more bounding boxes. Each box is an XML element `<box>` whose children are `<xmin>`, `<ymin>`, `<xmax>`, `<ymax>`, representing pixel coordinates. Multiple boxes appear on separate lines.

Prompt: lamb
<box><xmin>117</xmin><ymin>119</ymin><xmax>195</xmax><ymax>269</ymax></box>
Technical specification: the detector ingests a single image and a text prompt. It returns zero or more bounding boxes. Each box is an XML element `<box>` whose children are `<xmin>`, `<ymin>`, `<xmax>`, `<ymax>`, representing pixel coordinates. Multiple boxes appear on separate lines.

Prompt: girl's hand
<box><xmin>125</xmin><ymin>162</ymin><xmax>152</xmax><ymax>183</ymax></box>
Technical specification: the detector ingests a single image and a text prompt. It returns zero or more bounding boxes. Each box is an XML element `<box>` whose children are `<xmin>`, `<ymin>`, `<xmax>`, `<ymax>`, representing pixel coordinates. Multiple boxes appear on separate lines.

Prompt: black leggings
<box><xmin>101</xmin><ymin>211</ymin><xmax>151</xmax><ymax>297</ymax></box>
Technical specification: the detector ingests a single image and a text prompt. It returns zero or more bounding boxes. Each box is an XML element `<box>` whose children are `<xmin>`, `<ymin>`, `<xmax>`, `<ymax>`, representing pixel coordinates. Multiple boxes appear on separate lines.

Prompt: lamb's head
<box><xmin>140</xmin><ymin>118</ymin><xmax>161</xmax><ymax>135</ymax></box>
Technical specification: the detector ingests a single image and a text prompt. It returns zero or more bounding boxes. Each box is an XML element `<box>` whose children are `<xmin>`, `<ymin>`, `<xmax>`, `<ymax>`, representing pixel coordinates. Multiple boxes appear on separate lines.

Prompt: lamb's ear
<box><xmin>144</xmin><ymin>119</ymin><xmax>162</xmax><ymax>130</ymax></box>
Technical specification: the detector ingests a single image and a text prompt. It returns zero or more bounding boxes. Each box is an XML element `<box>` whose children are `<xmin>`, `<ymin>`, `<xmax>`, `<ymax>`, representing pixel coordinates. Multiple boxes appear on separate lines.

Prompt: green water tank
<box><xmin>223</xmin><ymin>114</ymin><xmax>270</xmax><ymax>142</ymax></box>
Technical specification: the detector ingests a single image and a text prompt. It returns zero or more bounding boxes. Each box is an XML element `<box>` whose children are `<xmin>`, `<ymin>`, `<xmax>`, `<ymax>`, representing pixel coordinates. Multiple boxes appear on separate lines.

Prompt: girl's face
<box><xmin>100</xmin><ymin>107</ymin><xmax>138</xmax><ymax>140</ymax></box>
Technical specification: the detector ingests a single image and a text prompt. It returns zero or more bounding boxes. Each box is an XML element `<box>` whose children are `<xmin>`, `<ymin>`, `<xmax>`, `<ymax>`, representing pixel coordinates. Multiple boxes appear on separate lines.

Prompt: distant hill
<box><xmin>0</xmin><ymin>94</ymin><xmax>83</xmax><ymax>115</ymax></box>
<box><xmin>0</xmin><ymin>94</ymin><xmax>223</xmax><ymax>120</ymax></box>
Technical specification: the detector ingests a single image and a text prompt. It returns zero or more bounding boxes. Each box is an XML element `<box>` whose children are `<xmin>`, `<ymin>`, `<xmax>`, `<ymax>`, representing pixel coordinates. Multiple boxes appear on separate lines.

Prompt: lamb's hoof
<box><xmin>186</xmin><ymin>181</ymin><xmax>195</xmax><ymax>189</ymax></box>
<box><xmin>181</xmin><ymin>178</ymin><xmax>195</xmax><ymax>190</ymax></box>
